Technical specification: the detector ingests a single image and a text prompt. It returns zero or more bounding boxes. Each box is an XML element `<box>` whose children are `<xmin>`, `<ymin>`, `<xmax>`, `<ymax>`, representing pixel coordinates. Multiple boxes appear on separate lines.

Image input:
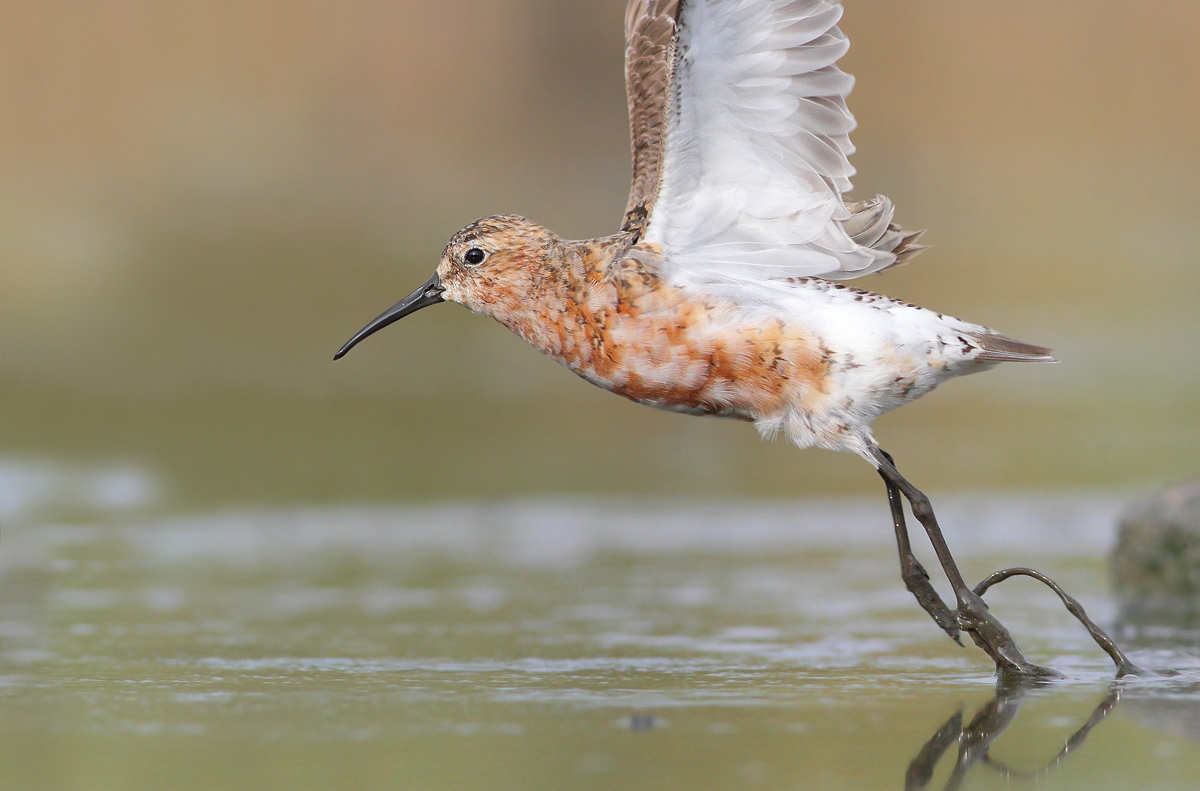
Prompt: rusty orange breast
<box><xmin>510</xmin><ymin>243</ymin><xmax>832</xmax><ymax>421</ymax></box>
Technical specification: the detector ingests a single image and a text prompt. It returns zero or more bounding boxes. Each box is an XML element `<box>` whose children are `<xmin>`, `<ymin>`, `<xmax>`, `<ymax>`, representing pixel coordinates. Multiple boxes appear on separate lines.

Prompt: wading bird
<box><xmin>336</xmin><ymin>0</ymin><xmax>1061</xmax><ymax>676</ymax></box>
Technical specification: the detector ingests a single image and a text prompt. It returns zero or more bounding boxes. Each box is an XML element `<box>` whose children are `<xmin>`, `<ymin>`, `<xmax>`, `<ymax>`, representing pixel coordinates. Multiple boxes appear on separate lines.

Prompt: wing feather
<box><xmin>621</xmin><ymin>0</ymin><xmax>924</xmax><ymax>282</ymax></box>
<box><xmin>622</xmin><ymin>0</ymin><xmax>683</xmax><ymax>237</ymax></box>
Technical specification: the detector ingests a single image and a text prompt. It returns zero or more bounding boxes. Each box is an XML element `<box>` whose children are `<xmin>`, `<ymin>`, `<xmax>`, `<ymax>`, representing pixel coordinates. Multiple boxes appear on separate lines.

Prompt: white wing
<box><xmin>624</xmin><ymin>0</ymin><xmax>924</xmax><ymax>283</ymax></box>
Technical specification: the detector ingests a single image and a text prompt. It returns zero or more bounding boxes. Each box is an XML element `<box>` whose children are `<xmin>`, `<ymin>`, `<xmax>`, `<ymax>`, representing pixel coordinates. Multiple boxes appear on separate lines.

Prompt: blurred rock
<box><xmin>1112</xmin><ymin>482</ymin><xmax>1200</xmax><ymax>619</ymax></box>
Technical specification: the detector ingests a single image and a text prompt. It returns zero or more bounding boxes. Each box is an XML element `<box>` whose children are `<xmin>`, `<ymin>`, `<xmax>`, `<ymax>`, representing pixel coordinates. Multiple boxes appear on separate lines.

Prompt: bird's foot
<box><xmin>973</xmin><ymin>567</ymin><xmax>1158</xmax><ymax>679</ymax></box>
<box><xmin>954</xmin><ymin>590</ymin><xmax>1062</xmax><ymax>680</ymax></box>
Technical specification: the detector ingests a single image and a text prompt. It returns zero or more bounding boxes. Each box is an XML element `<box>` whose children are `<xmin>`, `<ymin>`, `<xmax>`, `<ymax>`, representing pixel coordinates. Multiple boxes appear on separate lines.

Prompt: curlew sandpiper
<box><xmin>335</xmin><ymin>0</ymin><xmax>1104</xmax><ymax>679</ymax></box>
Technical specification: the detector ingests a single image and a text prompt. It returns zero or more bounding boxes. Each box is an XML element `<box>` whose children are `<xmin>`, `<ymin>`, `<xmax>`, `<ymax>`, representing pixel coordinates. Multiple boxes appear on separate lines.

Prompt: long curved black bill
<box><xmin>334</xmin><ymin>273</ymin><xmax>445</xmax><ymax>360</ymax></box>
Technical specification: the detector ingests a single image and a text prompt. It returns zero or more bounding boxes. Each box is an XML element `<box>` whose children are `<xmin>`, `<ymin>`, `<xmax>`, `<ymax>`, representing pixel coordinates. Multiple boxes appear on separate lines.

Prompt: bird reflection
<box><xmin>905</xmin><ymin>680</ymin><xmax>1121</xmax><ymax>791</ymax></box>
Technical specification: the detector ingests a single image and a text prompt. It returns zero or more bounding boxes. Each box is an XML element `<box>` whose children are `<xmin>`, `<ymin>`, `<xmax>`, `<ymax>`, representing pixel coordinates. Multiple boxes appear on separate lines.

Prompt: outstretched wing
<box><xmin>621</xmin><ymin>0</ymin><xmax>925</xmax><ymax>282</ymax></box>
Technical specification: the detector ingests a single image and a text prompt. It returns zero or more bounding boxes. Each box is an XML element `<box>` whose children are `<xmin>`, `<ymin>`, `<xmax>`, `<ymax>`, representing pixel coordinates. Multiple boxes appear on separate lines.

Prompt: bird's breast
<box><xmin>516</xmin><ymin>276</ymin><xmax>833</xmax><ymax>421</ymax></box>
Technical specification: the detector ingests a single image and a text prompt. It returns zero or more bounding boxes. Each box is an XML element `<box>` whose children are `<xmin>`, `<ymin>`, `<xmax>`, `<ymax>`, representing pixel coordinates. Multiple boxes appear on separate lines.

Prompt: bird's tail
<box><xmin>968</xmin><ymin>331</ymin><xmax>1057</xmax><ymax>364</ymax></box>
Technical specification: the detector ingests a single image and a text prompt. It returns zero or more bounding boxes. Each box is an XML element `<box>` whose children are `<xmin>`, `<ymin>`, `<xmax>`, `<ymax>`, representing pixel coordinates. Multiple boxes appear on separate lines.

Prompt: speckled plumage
<box><xmin>338</xmin><ymin>0</ymin><xmax>1055</xmax><ymax>464</ymax></box>
<box><xmin>435</xmin><ymin>214</ymin><xmax>1047</xmax><ymax>460</ymax></box>
<box><xmin>412</xmin><ymin>0</ymin><xmax>1054</xmax><ymax>464</ymax></box>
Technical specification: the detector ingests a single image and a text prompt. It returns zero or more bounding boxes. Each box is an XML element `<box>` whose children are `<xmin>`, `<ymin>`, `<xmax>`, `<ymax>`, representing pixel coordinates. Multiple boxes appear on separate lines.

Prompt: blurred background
<box><xmin>3</xmin><ymin>0</ymin><xmax>1198</xmax><ymax>513</ymax></box>
<box><xmin>4</xmin><ymin>4</ymin><xmax>1200</xmax><ymax>788</ymax></box>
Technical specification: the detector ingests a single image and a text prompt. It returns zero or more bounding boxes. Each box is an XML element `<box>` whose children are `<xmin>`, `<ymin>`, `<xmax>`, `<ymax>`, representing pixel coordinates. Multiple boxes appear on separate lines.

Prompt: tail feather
<box><xmin>969</xmin><ymin>331</ymin><xmax>1057</xmax><ymax>364</ymax></box>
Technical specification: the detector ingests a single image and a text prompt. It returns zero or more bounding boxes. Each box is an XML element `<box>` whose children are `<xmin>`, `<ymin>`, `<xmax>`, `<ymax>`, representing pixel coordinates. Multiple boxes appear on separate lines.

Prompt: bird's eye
<box><xmin>463</xmin><ymin>248</ymin><xmax>487</xmax><ymax>266</ymax></box>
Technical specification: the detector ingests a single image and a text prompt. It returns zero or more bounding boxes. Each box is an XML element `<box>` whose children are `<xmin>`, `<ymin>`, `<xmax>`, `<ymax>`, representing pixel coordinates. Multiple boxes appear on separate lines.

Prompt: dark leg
<box><xmin>871</xmin><ymin>447</ymin><xmax>1058</xmax><ymax>679</ymax></box>
<box><xmin>878</xmin><ymin>450</ymin><xmax>961</xmax><ymax>643</ymax></box>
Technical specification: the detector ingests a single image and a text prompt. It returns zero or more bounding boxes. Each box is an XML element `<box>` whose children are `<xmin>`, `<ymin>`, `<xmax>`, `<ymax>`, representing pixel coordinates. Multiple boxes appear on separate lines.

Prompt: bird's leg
<box><xmin>872</xmin><ymin>448</ymin><xmax>1058</xmax><ymax>679</ymax></box>
<box><xmin>877</xmin><ymin>450</ymin><xmax>961</xmax><ymax>643</ymax></box>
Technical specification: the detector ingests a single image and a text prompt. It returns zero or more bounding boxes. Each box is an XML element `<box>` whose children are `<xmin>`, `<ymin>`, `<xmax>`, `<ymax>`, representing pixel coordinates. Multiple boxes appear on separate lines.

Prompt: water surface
<box><xmin>2</xmin><ymin>467</ymin><xmax>1198</xmax><ymax>790</ymax></box>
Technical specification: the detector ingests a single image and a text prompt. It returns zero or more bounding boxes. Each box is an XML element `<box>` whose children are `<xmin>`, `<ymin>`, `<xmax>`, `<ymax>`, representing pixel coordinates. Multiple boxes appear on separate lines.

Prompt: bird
<box><xmin>335</xmin><ymin>0</ymin><xmax>1058</xmax><ymax>677</ymax></box>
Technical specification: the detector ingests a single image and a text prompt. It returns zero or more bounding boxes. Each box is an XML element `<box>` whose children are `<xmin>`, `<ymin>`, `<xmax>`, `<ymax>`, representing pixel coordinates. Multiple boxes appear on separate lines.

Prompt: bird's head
<box><xmin>334</xmin><ymin>214</ymin><xmax>558</xmax><ymax>360</ymax></box>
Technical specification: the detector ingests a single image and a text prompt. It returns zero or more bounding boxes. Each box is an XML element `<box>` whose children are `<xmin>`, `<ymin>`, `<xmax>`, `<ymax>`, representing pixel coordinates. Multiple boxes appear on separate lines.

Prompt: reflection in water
<box><xmin>906</xmin><ymin>680</ymin><xmax>1120</xmax><ymax>790</ymax></box>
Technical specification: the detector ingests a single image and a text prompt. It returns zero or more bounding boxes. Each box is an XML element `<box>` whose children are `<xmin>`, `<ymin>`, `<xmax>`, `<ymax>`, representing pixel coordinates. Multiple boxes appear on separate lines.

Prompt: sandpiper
<box><xmin>336</xmin><ymin>0</ymin><xmax>1061</xmax><ymax>677</ymax></box>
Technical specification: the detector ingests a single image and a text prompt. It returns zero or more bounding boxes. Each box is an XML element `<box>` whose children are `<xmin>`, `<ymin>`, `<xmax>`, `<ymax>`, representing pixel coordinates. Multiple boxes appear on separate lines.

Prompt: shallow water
<box><xmin>2</xmin><ymin>463</ymin><xmax>1200</xmax><ymax>790</ymax></box>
